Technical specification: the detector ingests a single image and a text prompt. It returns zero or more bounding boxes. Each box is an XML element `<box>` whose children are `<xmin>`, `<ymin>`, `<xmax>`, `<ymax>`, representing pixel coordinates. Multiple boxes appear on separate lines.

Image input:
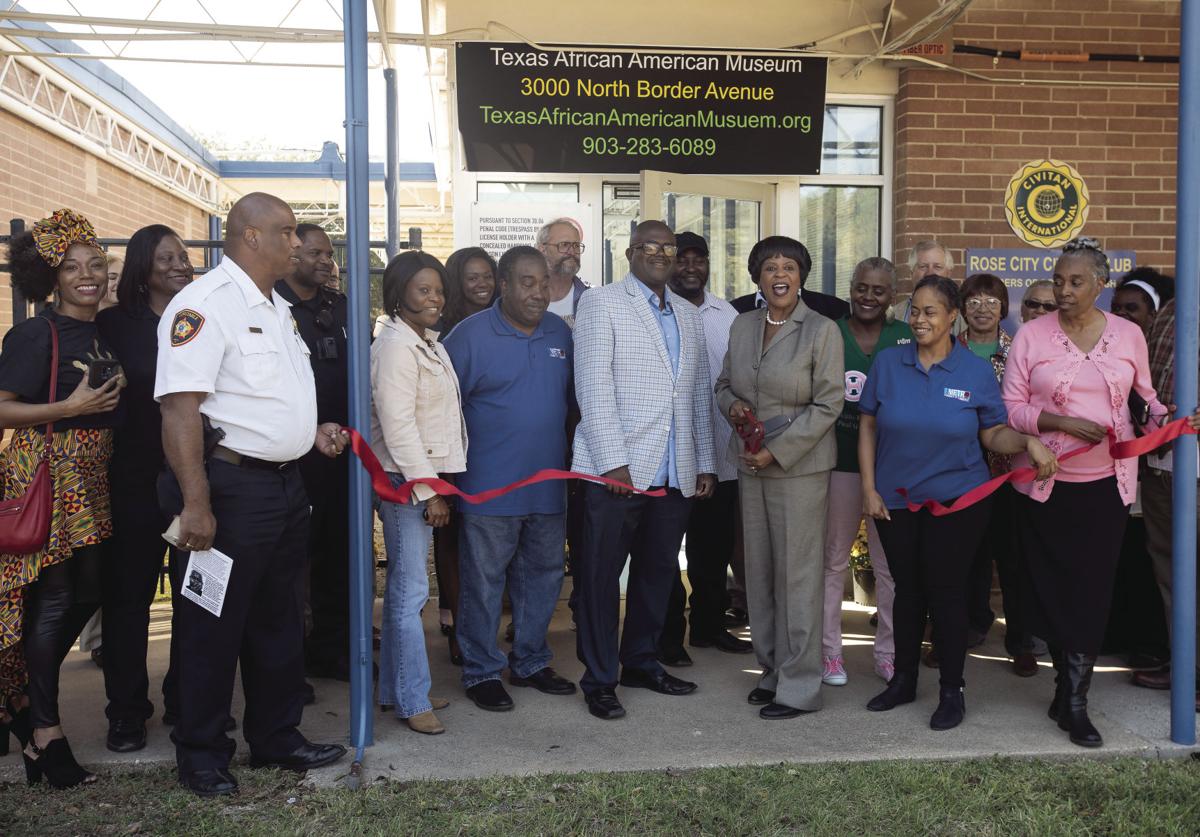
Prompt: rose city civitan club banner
<box><xmin>455</xmin><ymin>42</ymin><xmax>828</xmax><ymax>175</ymax></box>
<box><xmin>965</xmin><ymin>248</ymin><xmax>1134</xmax><ymax>335</ymax></box>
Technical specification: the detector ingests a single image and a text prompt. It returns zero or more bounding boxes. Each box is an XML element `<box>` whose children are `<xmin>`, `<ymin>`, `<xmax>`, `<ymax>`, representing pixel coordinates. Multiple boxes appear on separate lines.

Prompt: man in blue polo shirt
<box><xmin>443</xmin><ymin>245</ymin><xmax>576</xmax><ymax>712</ymax></box>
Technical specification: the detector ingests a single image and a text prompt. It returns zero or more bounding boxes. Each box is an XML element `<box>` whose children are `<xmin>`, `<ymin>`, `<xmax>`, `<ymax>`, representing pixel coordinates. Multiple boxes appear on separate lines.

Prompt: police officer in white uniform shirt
<box><xmin>156</xmin><ymin>193</ymin><xmax>348</xmax><ymax>798</ymax></box>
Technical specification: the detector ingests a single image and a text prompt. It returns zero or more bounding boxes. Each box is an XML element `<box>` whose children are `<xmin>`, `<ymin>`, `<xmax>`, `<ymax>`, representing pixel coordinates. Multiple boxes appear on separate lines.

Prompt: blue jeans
<box><xmin>377</xmin><ymin>475</ymin><xmax>433</xmax><ymax>717</ymax></box>
<box><xmin>457</xmin><ymin>512</ymin><xmax>566</xmax><ymax>688</ymax></box>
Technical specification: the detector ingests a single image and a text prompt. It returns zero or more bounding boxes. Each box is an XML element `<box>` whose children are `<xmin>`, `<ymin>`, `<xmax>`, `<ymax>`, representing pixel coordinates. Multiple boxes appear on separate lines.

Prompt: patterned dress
<box><xmin>0</xmin><ymin>427</ymin><xmax>113</xmax><ymax>706</ymax></box>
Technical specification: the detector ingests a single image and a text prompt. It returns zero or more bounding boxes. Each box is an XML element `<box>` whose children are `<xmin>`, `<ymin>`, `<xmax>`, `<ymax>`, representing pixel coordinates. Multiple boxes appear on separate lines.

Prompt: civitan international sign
<box><xmin>455</xmin><ymin>42</ymin><xmax>828</xmax><ymax>175</ymax></box>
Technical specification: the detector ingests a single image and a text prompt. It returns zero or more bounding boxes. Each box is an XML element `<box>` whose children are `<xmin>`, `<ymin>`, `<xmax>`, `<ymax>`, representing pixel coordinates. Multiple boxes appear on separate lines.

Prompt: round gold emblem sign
<box><xmin>1004</xmin><ymin>160</ymin><xmax>1090</xmax><ymax>248</ymax></box>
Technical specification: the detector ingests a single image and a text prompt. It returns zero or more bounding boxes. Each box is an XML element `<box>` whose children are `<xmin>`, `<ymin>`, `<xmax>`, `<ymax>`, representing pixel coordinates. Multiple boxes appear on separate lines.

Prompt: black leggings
<box><xmin>25</xmin><ymin>545</ymin><xmax>102</xmax><ymax>728</ymax></box>
<box><xmin>875</xmin><ymin>499</ymin><xmax>992</xmax><ymax>689</ymax></box>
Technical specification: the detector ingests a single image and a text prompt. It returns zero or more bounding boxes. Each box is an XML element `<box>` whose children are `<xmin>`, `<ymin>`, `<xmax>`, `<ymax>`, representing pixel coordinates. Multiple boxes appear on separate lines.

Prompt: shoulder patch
<box><xmin>171</xmin><ymin>309</ymin><xmax>205</xmax><ymax>347</ymax></box>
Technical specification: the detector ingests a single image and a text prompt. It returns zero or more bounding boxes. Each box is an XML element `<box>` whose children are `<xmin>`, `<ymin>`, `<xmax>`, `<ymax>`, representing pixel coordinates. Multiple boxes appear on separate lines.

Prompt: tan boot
<box><xmin>430</xmin><ymin>697</ymin><xmax>450</xmax><ymax>710</ymax></box>
<box><xmin>405</xmin><ymin>710</ymin><xmax>445</xmax><ymax>735</ymax></box>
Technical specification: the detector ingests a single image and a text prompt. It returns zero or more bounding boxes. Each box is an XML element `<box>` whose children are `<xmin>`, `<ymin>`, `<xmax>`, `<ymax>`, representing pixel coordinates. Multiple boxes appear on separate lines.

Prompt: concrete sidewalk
<box><xmin>0</xmin><ymin>589</ymin><xmax>1194</xmax><ymax>786</ymax></box>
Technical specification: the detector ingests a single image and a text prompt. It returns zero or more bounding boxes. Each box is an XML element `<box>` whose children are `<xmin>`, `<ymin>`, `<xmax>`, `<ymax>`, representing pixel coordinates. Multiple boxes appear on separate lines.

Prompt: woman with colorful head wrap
<box><xmin>0</xmin><ymin>208</ymin><xmax>124</xmax><ymax>787</ymax></box>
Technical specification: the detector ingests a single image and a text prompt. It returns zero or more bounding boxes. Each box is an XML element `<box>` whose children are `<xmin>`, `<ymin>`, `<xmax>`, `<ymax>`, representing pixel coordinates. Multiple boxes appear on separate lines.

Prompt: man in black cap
<box><xmin>658</xmin><ymin>231</ymin><xmax>752</xmax><ymax>665</ymax></box>
<box><xmin>274</xmin><ymin>224</ymin><xmax>352</xmax><ymax>681</ymax></box>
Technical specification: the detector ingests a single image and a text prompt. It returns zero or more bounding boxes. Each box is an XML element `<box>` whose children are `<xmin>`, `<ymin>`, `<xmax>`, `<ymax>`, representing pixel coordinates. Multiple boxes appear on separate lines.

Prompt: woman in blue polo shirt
<box><xmin>858</xmin><ymin>275</ymin><xmax>1057</xmax><ymax>731</ymax></box>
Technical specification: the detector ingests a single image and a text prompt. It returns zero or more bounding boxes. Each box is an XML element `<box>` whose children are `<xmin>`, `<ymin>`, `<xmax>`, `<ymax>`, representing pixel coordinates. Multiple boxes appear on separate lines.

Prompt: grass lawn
<box><xmin>2</xmin><ymin>755</ymin><xmax>1199</xmax><ymax>836</ymax></box>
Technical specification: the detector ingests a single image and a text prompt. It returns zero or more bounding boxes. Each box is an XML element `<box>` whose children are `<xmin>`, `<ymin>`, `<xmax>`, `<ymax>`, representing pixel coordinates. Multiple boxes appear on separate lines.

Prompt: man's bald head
<box><xmin>626</xmin><ymin>220</ymin><xmax>676</xmax><ymax>290</ymax></box>
<box><xmin>226</xmin><ymin>192</ymin><xmax>293</xmax><ymax>243</ymax></box>
<box><xmin>222</xmin><ymin>192</ymin><xmax>301</xmax><ymax>290</ymax></box>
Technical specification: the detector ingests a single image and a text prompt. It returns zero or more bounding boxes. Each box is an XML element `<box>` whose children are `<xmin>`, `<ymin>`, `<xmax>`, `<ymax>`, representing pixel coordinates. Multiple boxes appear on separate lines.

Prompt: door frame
<box><xmin>639</xmin><ymin>171</ymin><xmax>776</xmax><ymax>237</ymax></box>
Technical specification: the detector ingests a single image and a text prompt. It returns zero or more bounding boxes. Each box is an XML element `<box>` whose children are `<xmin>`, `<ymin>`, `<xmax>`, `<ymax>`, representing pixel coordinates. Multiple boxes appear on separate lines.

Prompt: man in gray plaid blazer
<box><xmin>571</xmin><ymin>220</ymin><xmax>717</xmax><ymax>720</ymax></box>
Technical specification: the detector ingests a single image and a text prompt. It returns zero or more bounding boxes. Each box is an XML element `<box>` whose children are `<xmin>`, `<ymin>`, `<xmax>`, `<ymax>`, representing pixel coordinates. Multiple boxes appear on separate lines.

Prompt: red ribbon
<box><xmin>898</xmin><ymin>416</ymin><xmax>1197</xmax><ymax>516</ymax></box>
<box><xmin>342</xmin><ymin>427</ymin><xmax>666</xmax><ymax>506</ymax></box>
<box><xmin>736</xmin><ymin>408</ymin><xmax>765</xmax><ymax>454</ymax></box>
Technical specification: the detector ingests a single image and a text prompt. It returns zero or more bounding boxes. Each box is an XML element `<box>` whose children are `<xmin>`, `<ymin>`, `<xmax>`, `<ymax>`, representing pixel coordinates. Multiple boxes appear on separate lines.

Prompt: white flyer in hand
<box><xmin>180</xmin><ymin>548</ymin><xmax>233</xmax><ymax>617</ymax></box>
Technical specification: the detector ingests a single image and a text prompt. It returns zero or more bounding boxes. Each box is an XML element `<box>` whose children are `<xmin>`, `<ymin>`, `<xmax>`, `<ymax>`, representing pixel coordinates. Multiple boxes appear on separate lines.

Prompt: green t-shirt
<box><xmin>967</xmin><ymin>340</ymin><xmax>999</xmax><ymax>360</ymax></box>
<box><xmin>834</xmin><ymin>317</ymin><xmax>914</xmax><ymax>472</ymax></box>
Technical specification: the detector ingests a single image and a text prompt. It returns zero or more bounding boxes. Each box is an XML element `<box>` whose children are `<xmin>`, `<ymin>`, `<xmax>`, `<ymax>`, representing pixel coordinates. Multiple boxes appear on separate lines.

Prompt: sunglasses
<box><xmin>1111</xmin><ymin>301</ymin><xmax>1147</xmax><ymax>315</ymax></box>
<box><xmin>1023</xmin><ymin>299</ymin><xmax>1058</xmax><ymax>312</ymax></box>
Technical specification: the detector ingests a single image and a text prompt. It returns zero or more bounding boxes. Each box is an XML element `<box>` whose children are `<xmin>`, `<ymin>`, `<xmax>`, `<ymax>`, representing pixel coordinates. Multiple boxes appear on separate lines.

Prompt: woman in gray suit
<box><xmin>715</xmin><ymin>236</ymin><xmax>844</xmax><ymax>719</ymax></box>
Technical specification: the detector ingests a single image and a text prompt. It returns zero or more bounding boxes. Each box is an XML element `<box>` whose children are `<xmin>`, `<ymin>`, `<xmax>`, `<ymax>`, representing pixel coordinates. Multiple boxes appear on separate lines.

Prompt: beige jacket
<box><xmin>714</xmin><ymin>301</ymin><xmax>844</xmax><ymax>477</ymax></box>
<box><xmin>369</xmin><ymin>315</ymin><xmax>467</xmax><ymax>502</ymax></box>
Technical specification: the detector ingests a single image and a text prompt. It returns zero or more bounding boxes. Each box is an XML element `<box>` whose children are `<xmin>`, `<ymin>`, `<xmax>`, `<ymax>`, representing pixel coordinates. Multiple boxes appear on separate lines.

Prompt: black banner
<box><xmin>455</xmin><ymin>42</ymin><xmax>828</xmax><ymax>175</ymax></box>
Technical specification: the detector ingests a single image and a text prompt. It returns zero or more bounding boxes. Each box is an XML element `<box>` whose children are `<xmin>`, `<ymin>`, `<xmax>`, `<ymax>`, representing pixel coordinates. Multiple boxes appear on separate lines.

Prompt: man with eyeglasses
<box><xmin>1020</xmin><ymin>280</ymin><xmax>1058</xmax><ymax>323</ymax></box>
<box><xmin>572</xmin><ymin>220</ymin><xmax>717</xmax><ymax>720</ymax></box>
<box><xmin>536</xmin><ymin>218</ymin><xmax>591</xmax><ymax>330</ymax></box>
<box><xmin>275</xmin><ymin>224</ymin><xmax>352</xmax><ymax>682</ymax></box>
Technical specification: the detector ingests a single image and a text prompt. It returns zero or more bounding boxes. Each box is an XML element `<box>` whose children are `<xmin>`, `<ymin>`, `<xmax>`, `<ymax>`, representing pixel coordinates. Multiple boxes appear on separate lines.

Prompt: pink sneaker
<box><xmin>875</xmin><ymin>657</ymin><xmax>895</xmax><ymax>683</ymax></box>
<box><xmin>821</xmin><ymin>655</ymin><xmax>848</xmax><ymax>686</ymax></box>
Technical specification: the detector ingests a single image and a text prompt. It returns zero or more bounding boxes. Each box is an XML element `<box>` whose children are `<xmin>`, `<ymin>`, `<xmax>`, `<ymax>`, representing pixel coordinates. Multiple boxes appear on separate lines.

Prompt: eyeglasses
<box><xmin>1111</xmin><ymin>301</ymin><xmax>1146</xmax><ymax>315</ymax></box>
<box><xmin>632</xmin><ymin>242</ymin><xmax>678</xmax><ymax>257</ymax></box>
<box><xmin>548</xmin><ymin>242</ymin><xmax>585</xmax><ymax>254</ymax></box>
<box><xmin>1023</xmin><ymin>299</ymin><xmax>1058</xmax><ymax>312</ymax></box>
<box><xmin>964</xmin><ymin>297</ymin><xmax>1002</xmax><ymax>311</ymax></box>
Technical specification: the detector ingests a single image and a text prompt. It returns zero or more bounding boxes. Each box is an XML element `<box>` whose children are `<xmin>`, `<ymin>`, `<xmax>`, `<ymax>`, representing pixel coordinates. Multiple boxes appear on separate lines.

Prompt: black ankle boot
<box><xmin>24</xmin><ymin>737</ymin><xmax>97</xmax><ymax>788</ymax></box>
<box><xmin>867</xmin><ymin>671</ymin><xmax>917</xmax><ymax>712</ymax></box>
<box><xmin>1047</xmin><ymin>645</ymin><xmax>1067</xmax><ymax>722</ymax></box>
<box><xmin>930</xmin><ymin>686</ymin><xmax>965</xmax><ymax>730</ymax></box>
<box><xmin>1058</xmin><ymin>652</ymin><xmax>1102</xmax><ymax>748</ymax></box>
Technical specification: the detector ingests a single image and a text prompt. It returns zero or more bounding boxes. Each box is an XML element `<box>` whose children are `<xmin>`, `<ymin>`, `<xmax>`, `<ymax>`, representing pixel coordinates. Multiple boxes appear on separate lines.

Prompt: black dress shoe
<box><xmin>657</xmin><ymin>647</ymin><xmax>693</xmax><ymax>667</ymax></box>
<box><xmin>723</xmin><ymin>607</ymin><xmax>748</xmax><ymax>628</ymax></box>
<box><xmin>692</xmin><ymin>631</ymin><xmax>753</xmax><ymax>654</ymax></box>
<box><xmin>305</xmin><ymin>657</ymin><xmax>351</xmax><ymax>682</ymax></box>
<box><xmin>619</xmin><ymin>667</ymin><xmax>697</xmax><ymax>695</ymax></box>
<box><xmin>747</xmin><ymin>687</ymin><xmax>775</xmax><ymax>705</ymax></box>
<box><xmin>930</xmin><ymin>686</ymin><xmax>965</xmax><ymax>730</ymax></box>
<box><xmin>106</xmin><ymin>718</ymin><xmax>147</xmax><ymax>753</ymax></box>
<box><xmin>759</xmin><ymin>701</ymin><xmax>806</xmax><ymax>719</ymax></box>
<box><xmin>180</xmin><ymin>767</ymin><xmax>239</xmax><ymax>798</ymax></box>
<box><xmin>466</xmin><ymin>679</ymin><xmax>515</xmax><ymax>711</ymax></box>
<box><xmin>867</xmin><ymin>672</ymin><xmax>917</xmax><ymax>712</ymax></box>
<box><xmin>585</xmin><ymin>688</ymin><xmax>626</xmax><ymax>720</ymax></box>
<box><xmin>509</xmin><ymin>667</ymin><xmax>577</xmax><ymax>695</ymax></box>
<box><xmin>249</xmin><ymin>741</ymin><xmax>347</xmax><ymax>771</ymax></box>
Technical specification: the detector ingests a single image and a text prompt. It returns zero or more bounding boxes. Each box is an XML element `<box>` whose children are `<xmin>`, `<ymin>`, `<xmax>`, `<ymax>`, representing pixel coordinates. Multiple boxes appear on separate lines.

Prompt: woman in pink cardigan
<box><xmin>1002</xmin><ymin>238</ymin><xmax>1167</xmax><ymax>749</ymax></box>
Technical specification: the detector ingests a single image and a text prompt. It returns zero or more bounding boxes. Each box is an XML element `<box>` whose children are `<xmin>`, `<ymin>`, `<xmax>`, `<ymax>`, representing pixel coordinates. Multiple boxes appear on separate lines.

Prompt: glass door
<box><xmin>639</xmin><ymin>171</ymin><xmax>775</xmax><ymax>302</ymax></box>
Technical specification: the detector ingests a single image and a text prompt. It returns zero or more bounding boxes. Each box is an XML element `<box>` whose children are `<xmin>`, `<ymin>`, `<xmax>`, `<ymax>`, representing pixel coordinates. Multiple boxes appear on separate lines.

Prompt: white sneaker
<box><xmin>822</xmin><ymin>655</ymin><xmax>848</xmax><ymax>686</ymax></box>
<box><xmin>875</xmin><ymin>657</ymin><xmax>896</xmax><ymax>682</ymax></box>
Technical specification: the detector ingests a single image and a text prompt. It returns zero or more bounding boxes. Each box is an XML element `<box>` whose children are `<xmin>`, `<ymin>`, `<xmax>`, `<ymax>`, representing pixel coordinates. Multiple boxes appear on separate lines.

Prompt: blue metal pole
<box><xmin>206</xmin><ymin>214</ymin><xmax>222</xmax><ymax>269</ymax></box>
<box><xmin>1171</xmin><ymin>0</ymin><xmax>1199</xmax><ymax>746</ymax></box>
<box><xmin>384</xmin><ymin>67</ymin><xmax>399</xmax><ymax>260</ymax></box>
<box><xmin>343</xmin><ymin>0</ymin><xmax>374</xmax><ymax>758</ymax></box>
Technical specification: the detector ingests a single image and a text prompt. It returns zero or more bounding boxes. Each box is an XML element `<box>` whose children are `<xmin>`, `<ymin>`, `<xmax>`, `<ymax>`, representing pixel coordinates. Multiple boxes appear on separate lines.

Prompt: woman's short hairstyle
<box><xmin>1022</xmin><ymin>279</ymin><xmax>1053</xmax><ymax>300</ymax></box>
<box><xmin>442</xmin><ymin>246</ymin><xmax>498</xmax><ymax>327</ymax></box>
<box><xmin>852</xmin><ymin>256</ymin><xmax>896</xmax><ymax>286</ymax></box>
<box><xmin>6</xmin><ymin>231</ymin><xmax>59</xmax><ymax>302</ymax></box>
<box><xmin>382</xmin><ymin>250</ymin><xmax>448</xmax><ymax>320</ymax></box>
<box><xmin>747</xmin><ymin>236</ymin><xmax>812</xmax><ymax>284</ymax></box>
<box><xmin>118</xmin><ymin>224</ymin><xmax>181</xmax><ymax>313</ymax></box>
<box><xmin>912</xmin><ymin>274</ymin><xmax>961</xmax><ymax>313</ymax></box>
<box><xmin>961</xmin><ymin>272</ymin><xmax>1009</xmax><ymax>319</ymax></box>
<box><xmin>1116</xmin><ymin>266</ymin><xmax>1175</xmax><ymax>313</ymax></box>
<box><xmin>1059</xmin><ymin>237</ymin><xmax>1110</xmax><ymax>283</ymax></box>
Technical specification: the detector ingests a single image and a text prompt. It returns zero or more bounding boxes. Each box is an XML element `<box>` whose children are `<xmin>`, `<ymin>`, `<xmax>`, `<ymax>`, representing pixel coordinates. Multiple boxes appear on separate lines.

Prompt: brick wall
<box><xmin>0</xmin><ymin>108</ymin><xmax>210</xmax><ymax>333</ymax></box>
<box><xmin>894</xmin><ymin>0</ymin><xmax>1180</xmax><ymax>290</ymax></box>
